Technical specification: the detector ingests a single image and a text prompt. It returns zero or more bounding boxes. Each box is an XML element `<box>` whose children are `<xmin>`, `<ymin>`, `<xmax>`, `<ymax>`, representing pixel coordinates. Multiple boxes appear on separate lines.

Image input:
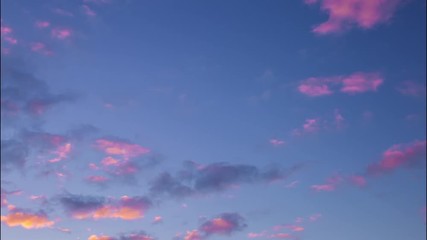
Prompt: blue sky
<box><xmin>1</xmin><ymin>0</ymin><xmax>426</xmax><ymax>240</ymax></box>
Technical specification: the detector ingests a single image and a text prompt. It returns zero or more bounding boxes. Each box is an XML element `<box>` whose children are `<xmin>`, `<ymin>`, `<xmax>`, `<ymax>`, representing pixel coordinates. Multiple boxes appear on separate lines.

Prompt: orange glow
<box><xmin>1</xmin><ymin>211</ymin><xmax>54</xmax><ymax>229</ymax></box>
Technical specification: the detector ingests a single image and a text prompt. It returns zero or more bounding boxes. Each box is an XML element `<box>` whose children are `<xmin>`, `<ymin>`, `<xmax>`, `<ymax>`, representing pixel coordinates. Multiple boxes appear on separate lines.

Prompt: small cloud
<box><xmin>270</xmin><ymin>138</ymin><xmax>285</xmax><ymax>146</ymax></box>
<box><xmin>95</xmin><ymin>138</ymin><xmax>150</xmax><ymax>160</ymax></box>
<box><xmin>152</xmin><ymin>215</ymin><xmax>163</xmax><ymax>224</ymax></box>
<box><xmin>35</xmin><ymin>21</ymin><xmax>50</xmax><ymax>28</ymax></box>
<box><xmin>51</xmin><ymin>28</ymin><xmax>72</xmax><ymax>40</ymax></box>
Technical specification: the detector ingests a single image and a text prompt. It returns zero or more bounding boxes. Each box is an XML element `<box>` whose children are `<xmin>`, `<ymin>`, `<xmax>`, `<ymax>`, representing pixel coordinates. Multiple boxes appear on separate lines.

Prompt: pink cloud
<box><xmin>311</xmin><ymin>184</ymin><xmax>336</xmax><ymax>192</ymax></box>
<box><xmin>4</xmin><ymin>36</ymin><xmax>17</xmax><ymax>44</ymax></box>
<box><xmin>101</xmin><ymin>156</ymin><xmax>120</xmax><ymax>166</ymax></box>
<box><xmin>35</xmin><ymin>21</ymin><xmax>50</xmax><ymax>28</ymax></box>
<box><xmin>311</xmin><ymin>175</ymin><xmax>343</xmax><ymax>192</ymax></box>
<box><xmin>298</xmin><ymin>72</ymin><xmax>383</xmax><ymax>97</ymax></box>
<box><xmin>269</xmin><ymin>233</ymin><xmax>295</xmax><ymax>239</ymax></box>
<box><xmin>51</xmin><ymin>28</ymin><xmax>72</xmax><ymax>40</ymax></box>
<box><xmin>367</xmin><ymin>140</ymin><xmax>427</xmax><ymax>175</ymax></box>
<box><xmin>82</xmin><ymin>5</ymin><xmax>97</xmax><ymax>16</ymax></box>
<box><xmin>184</xmin><ymin>230</ymin><xmax>203</xmax><ymax>240</ymax></box>
<box><xmin>152</xmin><ymin>215</ymin><xmax>163</xmax><ymax>224</ymax></box>
<box><xmin>397</xmin><ymin>81</ymin><xmax>426</xmax><ymax>97</ymax></box>
<box><xmin>306</xmin><ymin>0</ymin><xmax>402</xmax><ymax>34</ymax></box>
<box><xmin>48</xmin><ymin>143</ymin><xmax>72</xmax><ymax>163</ymax></box>
<box><xmin>340</xmin><ymin>72</ymin><xmax>383</xmax><ymax>94</ymax></box>
<box><xmin>293</xmin><ymin>118</ymin><xmax>320</xmax><ymax>136</ymax></box>
<box><xmin>248</xmin><ymin>232</ymin><xmax>267</xmax><ymax>238</ymax></box>
<box><xmin>270</xmin><ymin>139</ymin><xmax>285</xmax><ymax>146</ymax></box>
<box><xmin>1</xmin><ymin>25</ymin><xmax>12</xmax><ymax>35</ymax></box>
<box><xmin>349</xmin><ymin>175</ymin><xmax>367</xmax><ymax>187</ymax></box>
<box><xmin>30</xmin><ymin>42</ymin><xmax>54</xmax><ymax>56</ymax></box>
<box><xmin>95</xmin><ymin>139</ymin><xmax>150</xmax><ymax>160</ymax></box>
<box><xmin>86</xmin><ymin>176</ymin><xmax>109</xmax><ymax>183</ymax></box>
<box><xmin>309</xmin><ymin>213</ymin><xmax>322</xmax><ymax>222</ymax></box>
<box><xmin>298</xmin><ymin>77</ymin><xmax>334</xmax><ymax>96</ymax></box>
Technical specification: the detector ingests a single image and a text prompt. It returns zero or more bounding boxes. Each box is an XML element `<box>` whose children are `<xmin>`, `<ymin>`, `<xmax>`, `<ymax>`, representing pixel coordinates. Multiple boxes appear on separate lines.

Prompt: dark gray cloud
<box><xmin>150</xmin><ymin>161</ymin><xmax>303</xmax><ymax>199</ymax></box>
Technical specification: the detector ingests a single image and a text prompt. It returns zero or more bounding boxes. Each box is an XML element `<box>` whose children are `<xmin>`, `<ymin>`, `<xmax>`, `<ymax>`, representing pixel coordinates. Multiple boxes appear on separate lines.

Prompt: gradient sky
<box><xmin>1</xmin><ymin>0</ymin><xmax>426</xmax><ymax>240</ymax></box>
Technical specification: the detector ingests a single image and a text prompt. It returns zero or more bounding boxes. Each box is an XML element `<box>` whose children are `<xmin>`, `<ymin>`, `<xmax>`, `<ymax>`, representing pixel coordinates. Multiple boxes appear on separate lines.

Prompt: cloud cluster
<box><xmin>298</xmin><ymin>72</ymin><xmax>383</xmax><ymax>97</ymax></box>
<box><xmin>305</xmin><ymin>0</ymin><xmax>402</xmax><ymax>34</ymax></box>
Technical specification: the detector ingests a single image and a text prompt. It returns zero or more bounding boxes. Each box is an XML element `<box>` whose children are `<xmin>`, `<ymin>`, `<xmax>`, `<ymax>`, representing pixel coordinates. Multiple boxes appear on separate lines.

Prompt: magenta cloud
<box><xmin>305</xmin><ymin>0</ymin><xmax>402</xmax><ymax>34</ymax></box>
<box><xmin>367</xmin><ymin>140</ymin><xmax>427</xmax><ymax>175</ymax></box>
<box><xmin>298</xmin><ymin>72</ymin><xmax>383</xmax><ymax>97</ymax></box>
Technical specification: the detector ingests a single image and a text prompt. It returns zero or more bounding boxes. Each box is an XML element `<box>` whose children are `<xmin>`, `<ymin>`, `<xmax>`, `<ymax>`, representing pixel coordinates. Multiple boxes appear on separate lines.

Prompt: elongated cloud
<box><xmin>340</xmin><ymin>72</ymin><xmax>383</xmax><ymax>94</ymax></box>
<box><xmin>88</xmin><ymin>231</ymin><xmax>155</xmax><ymax>240</ymax></box>
<box><xmin>1</xmin><ymin>210</ymin><xmax>54</xmax><ymax>229</ymax></box>
<box><xmin>95</xmin><ymin>138</ymin><xmax>150</xmax><ymax>160</ymax></box>
<box><xmin>150</xmin><ymin>162</ymin><xmax>302</xmax><ymax>198</ymax></box>
<box><xmin>305</xmin><ymin>0</ymin><xmax>402</xmax><ymax>34</ymax></box>
<box><xmin>367</xmin><ymin>140</ymin><xmax>427</xmax><ymax>175</ymax></box>
<box><xmin>298</xmin><ymin>72</ymin><xmax>383</xmax><ymax>96</ymax></box>
<box><xmin>59</xmin><ymin>193</ymin><xmax>152</xmax><ymax>220</ymax></box>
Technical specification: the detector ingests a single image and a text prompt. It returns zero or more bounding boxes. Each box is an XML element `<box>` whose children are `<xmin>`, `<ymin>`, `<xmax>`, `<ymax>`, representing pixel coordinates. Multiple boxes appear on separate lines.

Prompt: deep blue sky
<box><xmin>1</xmin><ymin>0</ymin><xmax>426</xmax><ymax>240</ymax></box>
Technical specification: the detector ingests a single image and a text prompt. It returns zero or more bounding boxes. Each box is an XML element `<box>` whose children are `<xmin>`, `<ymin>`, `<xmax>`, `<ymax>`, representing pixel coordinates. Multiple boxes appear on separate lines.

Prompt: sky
<box><xmin>0</xmin><ymin>0</ymin><xmax>426</xmax><ymax>239</ymax></box>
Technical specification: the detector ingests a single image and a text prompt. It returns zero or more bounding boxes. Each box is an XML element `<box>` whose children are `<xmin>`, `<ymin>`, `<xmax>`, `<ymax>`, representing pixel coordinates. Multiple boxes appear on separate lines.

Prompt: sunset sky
<box><xmin>1</xmin><ymin>0</ymin><xmax>426</xmax><ymax>239</ymax></box>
